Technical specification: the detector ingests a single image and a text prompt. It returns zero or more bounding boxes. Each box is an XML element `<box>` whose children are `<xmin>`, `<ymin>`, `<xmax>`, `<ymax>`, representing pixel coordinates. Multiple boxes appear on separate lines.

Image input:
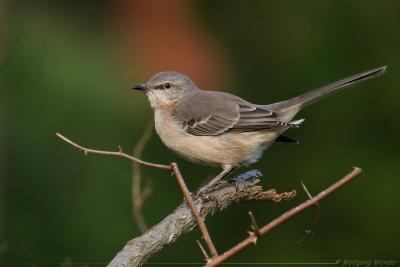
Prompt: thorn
<box><xmin>248</xmin><ymin>211</ymin><xmax>261</xmax><ymax>237</ymax></box>
<box><xmin>196</xmin><ymin>240</ymin><xmax>210</xmax><ymax>261</ymax></box>
<box><xmin>300</xmin><ymin>180</ymin><xmax>313</xmax><ymax>200</ymax></box>
<box><xmin>246</xmin><ymin>231</ymin><xmax>258</xmax><ymax>245</ymax></box>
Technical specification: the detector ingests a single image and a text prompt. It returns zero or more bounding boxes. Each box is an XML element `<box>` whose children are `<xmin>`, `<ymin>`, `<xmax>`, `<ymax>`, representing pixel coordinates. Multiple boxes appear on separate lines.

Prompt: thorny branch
<box><xmin>57</xmin><ymin>132</ymin><xmax>362</xmax><ymax>267</ymax></box>
<box><xmin>205</xmin><ymin>167</ymin><xmax>362</xmax><ymax>267</ymax></box>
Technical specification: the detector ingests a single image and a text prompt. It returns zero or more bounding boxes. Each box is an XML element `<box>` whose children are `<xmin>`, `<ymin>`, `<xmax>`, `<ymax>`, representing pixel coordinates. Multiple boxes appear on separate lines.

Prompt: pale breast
<box><xmin>154</xmin><ymin>109</ymin><xmax>279</xmax><ymax>167</ymax></box>
<box><xmin>154</xmin><ymin>109</ymin><xmax>222</xmax><ymax>166</ymax></box>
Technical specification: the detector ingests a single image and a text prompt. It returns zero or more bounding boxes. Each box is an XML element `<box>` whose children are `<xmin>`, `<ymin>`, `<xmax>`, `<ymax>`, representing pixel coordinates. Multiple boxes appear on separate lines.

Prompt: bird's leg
<box><xmin>199</xmin><ymin>166</ymin><xmax>237</xmax><ymax>193</ymax></box>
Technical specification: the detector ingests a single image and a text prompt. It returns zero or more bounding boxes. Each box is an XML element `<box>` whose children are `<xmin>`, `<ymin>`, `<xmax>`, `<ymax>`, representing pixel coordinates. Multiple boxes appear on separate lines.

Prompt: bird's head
<box><xmin>132</xmin><ymin>71</ymin><xmax>199</xmax><ymax>109</ymax></box>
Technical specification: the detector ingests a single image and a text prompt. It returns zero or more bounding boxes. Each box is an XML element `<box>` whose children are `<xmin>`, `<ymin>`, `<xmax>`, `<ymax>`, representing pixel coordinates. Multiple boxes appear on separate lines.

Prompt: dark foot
<box><xmin>229</xmin><ymin>169</ymin><xmax>262</xmax><ymax>191</ymax></box>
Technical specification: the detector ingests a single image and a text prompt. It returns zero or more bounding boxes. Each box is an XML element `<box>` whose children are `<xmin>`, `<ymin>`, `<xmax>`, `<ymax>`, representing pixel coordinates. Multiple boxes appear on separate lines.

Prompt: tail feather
<box><xmin>290</xmin><ymin>118</ymin><xmax>305</xmax><ymax>127</ymax></box>
<box><xmin>270</xmin><ymin>66</ymin><xmax>386</xmax><ymax>111</ymax></box>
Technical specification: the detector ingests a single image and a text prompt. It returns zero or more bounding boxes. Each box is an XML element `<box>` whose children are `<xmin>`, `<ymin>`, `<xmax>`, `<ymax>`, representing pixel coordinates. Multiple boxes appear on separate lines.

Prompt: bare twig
<box><xmin>248</xmin><ymin>211</ymin><xmax>261</xmax><ymax>238</ymax></box>
<box><xmin>56</xmin><ymin>133</ymin><xmax>171</xmax><ymax>170</ymax></box>
<box><xmin>170</xmin><ymin>162</ymin><xmax>218</xmax><ymax>257</ymax></box>
<box><xmin>205</xmin><ymin>167</ymin><xmax>362</xmax><ymax>267</ymax></box>
<box><xmin>132</xmin><ymin>122</ymin><xmax>154</xmax><ymax>232</ymax></box>
<box><xmin>296</xmin><ymin>180</ymin><xmax>321</xmax><ymax>244</ymax></box>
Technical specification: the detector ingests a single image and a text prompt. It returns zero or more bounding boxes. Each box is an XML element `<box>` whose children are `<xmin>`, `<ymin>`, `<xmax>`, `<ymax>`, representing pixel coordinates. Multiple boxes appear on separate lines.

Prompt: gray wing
<box><xmin>172</xmin><ymin>92</ymin><xmax>287</xmax><ymax>136</ymax></box>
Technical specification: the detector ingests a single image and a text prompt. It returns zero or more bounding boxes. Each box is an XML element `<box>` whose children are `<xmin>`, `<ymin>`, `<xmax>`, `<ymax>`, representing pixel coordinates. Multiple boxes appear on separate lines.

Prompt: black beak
<box><xmin>132</xmin><ymin>83</ymin><xmax>146</xmax><ymax>91</ymax></box>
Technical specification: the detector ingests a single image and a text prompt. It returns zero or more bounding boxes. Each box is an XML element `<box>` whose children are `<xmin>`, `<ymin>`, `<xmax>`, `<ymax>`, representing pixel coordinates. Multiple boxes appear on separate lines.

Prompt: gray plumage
<box><xmin>171</xmin><ymin>66</ymin><xmax>386</xmax><ymax>137</ymax></box>
<box><xmin>173</xmin><ymin>92</ymin><xmax>281</xmax><ymax>136</ymax></box>
<box><xmin>267</xmin><ymin>66</ymin><xmax>386</xmax><ymax>110</ymax></box>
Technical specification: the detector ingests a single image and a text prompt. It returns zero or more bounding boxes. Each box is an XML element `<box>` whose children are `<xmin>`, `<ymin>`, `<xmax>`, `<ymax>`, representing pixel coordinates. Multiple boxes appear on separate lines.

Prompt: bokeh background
<box><xmin>1</xmin><ymin>0</ymin><xmax>399</xmax><ymax>266</ymax></box>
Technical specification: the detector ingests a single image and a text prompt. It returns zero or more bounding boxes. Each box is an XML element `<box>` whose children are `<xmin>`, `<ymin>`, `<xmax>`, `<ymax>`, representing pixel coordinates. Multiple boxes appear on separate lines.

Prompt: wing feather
<box><xmin>172</xmin><ymin>91</ymin><xmax>289</xmax><ymax>136</ymax></box>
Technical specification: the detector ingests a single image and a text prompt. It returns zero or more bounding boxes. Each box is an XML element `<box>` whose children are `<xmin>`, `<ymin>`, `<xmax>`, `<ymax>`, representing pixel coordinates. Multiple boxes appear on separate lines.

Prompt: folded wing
<box><xmin>172</xmin><ymin>92</ymin><xmax>288</xmax><ymax>136</ymax></box>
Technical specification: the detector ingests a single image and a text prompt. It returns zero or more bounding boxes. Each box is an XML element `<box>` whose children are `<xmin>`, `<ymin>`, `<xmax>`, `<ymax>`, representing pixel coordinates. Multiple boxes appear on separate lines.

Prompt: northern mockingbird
<box><xmin>132</xmin><ymin>66</ymin><xmax>386</xmax><ymax>187</ymax></box>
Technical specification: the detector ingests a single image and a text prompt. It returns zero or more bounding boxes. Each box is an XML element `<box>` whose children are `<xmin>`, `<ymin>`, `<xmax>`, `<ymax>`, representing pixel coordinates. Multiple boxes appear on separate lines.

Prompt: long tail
<box><xmin>270</xmin><ymin>66</ymin><xmax>386</xmax><ymax>111</ymax></box>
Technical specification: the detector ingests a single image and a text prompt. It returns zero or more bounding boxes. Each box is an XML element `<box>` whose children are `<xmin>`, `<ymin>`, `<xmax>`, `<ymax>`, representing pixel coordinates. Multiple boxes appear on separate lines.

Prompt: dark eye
<box><xmin>163</xmin><ymin>82</ymin><xmax>173</xmax><ymax>90</ymax></box>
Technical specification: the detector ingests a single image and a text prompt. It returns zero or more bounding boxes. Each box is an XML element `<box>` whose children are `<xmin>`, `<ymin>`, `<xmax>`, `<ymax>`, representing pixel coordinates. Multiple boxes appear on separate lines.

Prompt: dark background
<box><xmin>1</xmin><ymin>0</ymin><xmax>399</xmax><ymax>266</ymax></box>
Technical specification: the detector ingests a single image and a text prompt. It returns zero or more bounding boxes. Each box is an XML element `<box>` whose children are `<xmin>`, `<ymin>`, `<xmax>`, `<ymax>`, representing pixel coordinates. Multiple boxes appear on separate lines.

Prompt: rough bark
<box><xmin>108</xmin><ymin>170</ymin><xmax>296</xmax><ymax>267</ymax></box>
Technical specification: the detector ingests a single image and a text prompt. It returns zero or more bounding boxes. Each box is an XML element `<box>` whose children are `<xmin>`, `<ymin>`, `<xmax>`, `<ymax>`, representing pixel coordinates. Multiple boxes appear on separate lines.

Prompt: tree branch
<box><xmin>108</xmin><ymin>170</ymin><xmax>296</xmax><ymax>266</ymax></box>
<box><xmin>57</xmin><ymin>132</ymin><xmax>361</xmax><ymax>267</ymax></box>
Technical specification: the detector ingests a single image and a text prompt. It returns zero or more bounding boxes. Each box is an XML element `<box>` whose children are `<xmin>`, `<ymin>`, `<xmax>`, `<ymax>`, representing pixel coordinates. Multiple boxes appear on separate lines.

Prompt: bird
<box><xmin>132</xmin><ymin>66</ymin><xmax>386</xmax><ymax>187</ymax></box>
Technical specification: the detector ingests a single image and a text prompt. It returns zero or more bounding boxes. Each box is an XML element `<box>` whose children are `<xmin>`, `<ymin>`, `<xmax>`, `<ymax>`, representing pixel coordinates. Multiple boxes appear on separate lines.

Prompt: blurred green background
<box><xmin>1</xmin><ymin>0</ymin><xmax>399</xmax><ymax>266</ymax></box>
